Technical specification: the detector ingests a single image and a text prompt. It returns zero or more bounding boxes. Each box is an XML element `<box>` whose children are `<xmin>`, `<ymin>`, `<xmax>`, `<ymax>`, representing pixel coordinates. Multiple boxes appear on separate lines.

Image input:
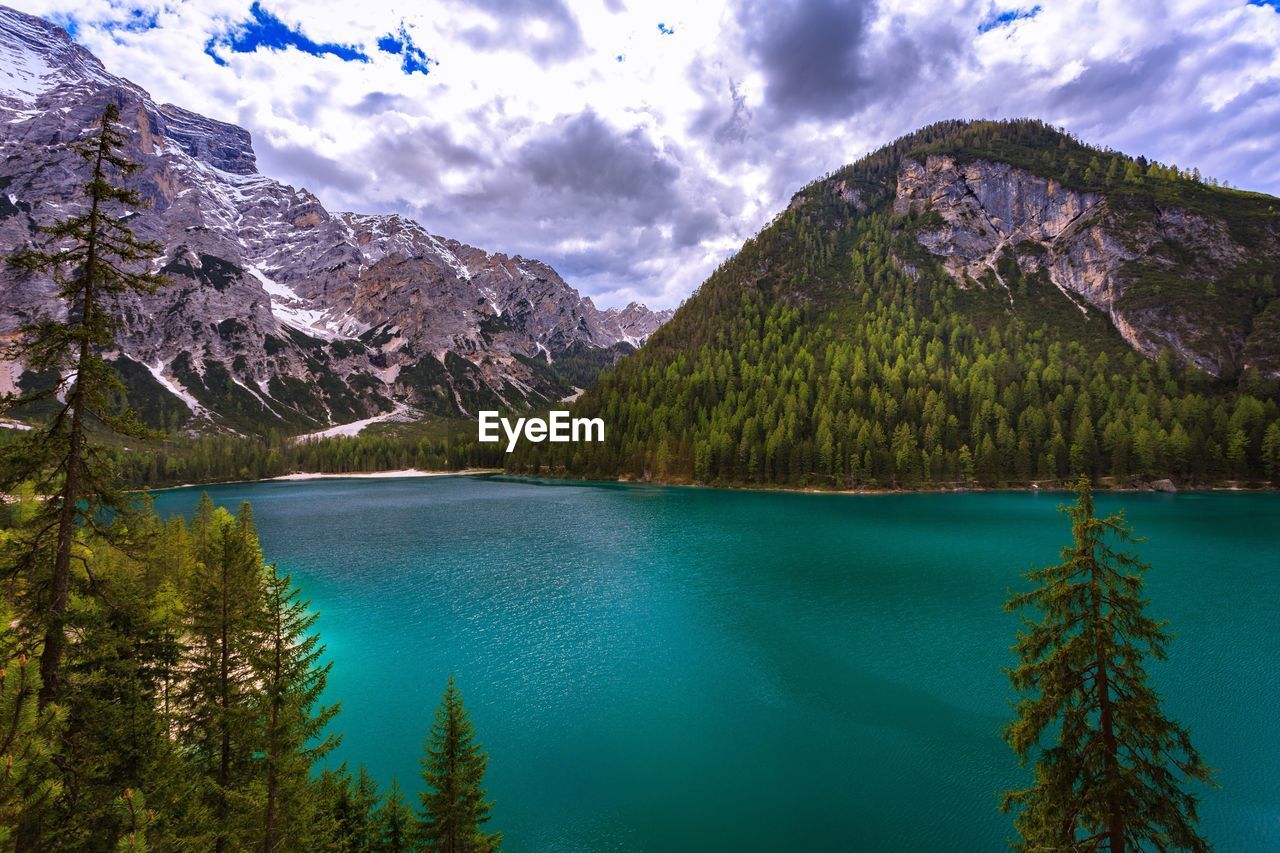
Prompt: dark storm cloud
<box><xmin>371</xmin><ymin>104</ymin><xmax>740</xmax><ymax>302</ymax></box>
<box><xmin>672</xmin><ymin>206</ymin><xmax>722</xmax><ymax>248</ymax></box>
<box><xmin>377</xmin><ymin>127</ymin><xmax>492</xmax><ymax>177</ymax></box>
<box><xmin>737</xmin><ymin>0</ymin><xmax>874</xmax><ymax>121</ymax></box>
<box><xmin>517</xmin><ymin>110</ymin><xmax>680</xmax><ymax>208</ymax></box>
<box><xmin>712</xmin><ymin>81</ymin><xmax>752</xmax><ymax>144</ymax></box>
<box><xmin>728</xmin><ymin>0</ymin><xmax>971</xmax><ymax>130</ymax></box>
<box><xmin>450</xmin><ymin>0</ymin><xmax>585</xmax><ymax>63</ymax></box>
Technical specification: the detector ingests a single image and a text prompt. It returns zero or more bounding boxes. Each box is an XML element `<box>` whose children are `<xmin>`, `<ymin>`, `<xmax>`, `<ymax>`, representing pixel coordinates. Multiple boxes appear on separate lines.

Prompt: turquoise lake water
<box><xmin>150</xmin><ymin>477</ymin><xmax>1280</xmax><ymax>851</ymax></box>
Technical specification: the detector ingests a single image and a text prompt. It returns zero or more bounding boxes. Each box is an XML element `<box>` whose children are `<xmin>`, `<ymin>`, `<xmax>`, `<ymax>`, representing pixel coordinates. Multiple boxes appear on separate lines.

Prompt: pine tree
<box><xmin>349</xmin><ymin>766</ymin><xmax>382</xmax><ymax>852</ymax></box>
<box><xmin>112</xmin><ymin>788</ymin><xmax>154</xmax><ymax>852</ymax></box>
<box><xmin>0</xmin><ymin>600</ymin><xmax>63</xmax><ymax>844</ymax></box>
<box><xmin>179</xmin><ymin>498</ymin><xmax>268</xmax><ymax>852</ymax></box>
<box><xmin>1263</xmin><ymin>421</ymin><xmax>1280</xmax><ymax>483</ymax></box>
<box><xmin>0</xmin><ymin>102</ymin><xmax>166</xmax><ymax>706</ymax></box>
<box><xmin>52</xmin><ymin>564</ymin><xmax>194</xmax><ymax>848</ymax></box>
<box><xmin>416</xmin><ymin>676</ymin><xmax>501</xmax><ymax>853</ymax></box>
<box><xmin>314</xmin><ymin>764</ymin><xmax>381</xmax><ymax>852</ymax></box>
<box><xmin>259</xmin><ymin>564</ymin><xmax>340</xmax><ymax>852</ymax></box>
<box><xmin>375</xmin><ymin>780</ymin><xmax>415</xmax><ymax>853</ymax></box>
<box><xmin>1003</xmin><ymin>477</ymin><xmax>1214</xmax><ymax>851</ymax></box>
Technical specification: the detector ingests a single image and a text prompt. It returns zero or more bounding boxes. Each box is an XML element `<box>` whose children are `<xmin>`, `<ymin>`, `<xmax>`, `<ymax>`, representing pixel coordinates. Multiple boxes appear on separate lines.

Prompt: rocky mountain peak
<box><xmin>892</xmin><ymin>150</ymin><xmax>1275</xmax><ymax>378</ymax></box>
<box><xmin>0</xmin><ymin>5</ymin><xmax>669</xmax><ymax>434</ymax></box>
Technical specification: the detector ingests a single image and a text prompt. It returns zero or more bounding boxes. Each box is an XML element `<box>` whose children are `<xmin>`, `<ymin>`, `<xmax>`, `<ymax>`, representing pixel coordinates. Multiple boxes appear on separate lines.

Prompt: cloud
<box><xmin>517</xmin><ymin>110</ymin><xmax>680</xmax><ymax>207</ymax></box>
<box><xmin>733</xmin><ymin>0</ymin><xmax>970</xmax><ymax>126</ymax></box>
<box><xmin>255</xmin><ymin>137</ymin><xmax>367</xmax><ymax>194</ymax></box>
<box><xmin>450</xmin><ymin>0</ymin><xmax>586</xmax><ymax>64</ymax></box>
<box><xmin>736</xmin><ymin>0</ymin><xmax>873</xmax><ymax>122</ymax></box>
<box><xmin>11</xmin><ymin>0</ymin><xmax>1280</xmax><ymax>310</ymax></box>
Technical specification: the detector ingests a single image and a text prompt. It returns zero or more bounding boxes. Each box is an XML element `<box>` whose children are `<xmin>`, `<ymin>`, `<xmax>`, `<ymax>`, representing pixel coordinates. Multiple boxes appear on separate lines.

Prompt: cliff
<box><xmin>0</xmin><ymin>5</ymin><xmax>669</xmax><ymax>434</ymax></box>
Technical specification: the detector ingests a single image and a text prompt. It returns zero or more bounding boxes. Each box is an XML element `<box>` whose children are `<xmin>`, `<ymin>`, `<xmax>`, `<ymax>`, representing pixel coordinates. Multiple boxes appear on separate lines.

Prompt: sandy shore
<box><xmin>145</xmin><ymin>468</ymin><xmax>501</xmax><ymax>491</ymax></box>
<box><xmin>267</xmin><ymin>468</ymin><xmax>497</xmax><ymax>481</ymax></box>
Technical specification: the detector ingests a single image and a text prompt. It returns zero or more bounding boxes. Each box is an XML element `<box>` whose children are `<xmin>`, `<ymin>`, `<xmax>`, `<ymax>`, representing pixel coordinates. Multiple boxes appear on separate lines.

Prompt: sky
<box><xmin>10</xmin><ymin>0</ymin><xmax>1280</xmax><ymax>309</ymax></box>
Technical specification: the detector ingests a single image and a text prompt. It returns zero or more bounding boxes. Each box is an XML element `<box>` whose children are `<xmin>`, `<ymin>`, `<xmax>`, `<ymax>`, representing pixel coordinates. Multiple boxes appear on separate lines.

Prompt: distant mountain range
<box><xmin>517</xmin><ymin>119</ymin><xmax>1280</xmax><ymax>487</ymax></box>
<box><xmin>0</xmin><ymin>5</ymin><xmax>671</xmax><ymax>434</ymax></box>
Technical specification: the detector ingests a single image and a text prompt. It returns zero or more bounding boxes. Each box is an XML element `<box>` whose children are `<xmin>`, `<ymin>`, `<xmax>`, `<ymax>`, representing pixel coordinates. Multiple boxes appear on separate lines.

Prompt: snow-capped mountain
<box><xmin>0</xmin><ymin>5</ymin><xmax>671</xmax><ymax>432</ymax></box>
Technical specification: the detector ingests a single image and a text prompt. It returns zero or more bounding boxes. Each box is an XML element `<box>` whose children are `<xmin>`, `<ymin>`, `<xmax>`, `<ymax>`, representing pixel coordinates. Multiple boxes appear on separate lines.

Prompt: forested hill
<box><xmin>509</xmin><ymin>119</ymin><xmax>1280</xmax><ymax>488</ymax></box>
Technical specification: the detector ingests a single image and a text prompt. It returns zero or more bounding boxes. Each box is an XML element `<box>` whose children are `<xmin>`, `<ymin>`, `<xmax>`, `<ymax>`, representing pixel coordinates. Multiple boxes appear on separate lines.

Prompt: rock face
<box><xmin>893</xmin><ymin>154</ymin><xmax>1277</xmax><ymax>379</ymax></box>
<box><xmin>0</xmin><ymin>6</ymin><xmax>669</xmax><ymax>432</ymax></box>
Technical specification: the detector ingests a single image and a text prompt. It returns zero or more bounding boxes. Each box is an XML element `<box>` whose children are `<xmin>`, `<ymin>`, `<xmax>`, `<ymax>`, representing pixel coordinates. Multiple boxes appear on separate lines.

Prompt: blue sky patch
<box><xmin>377</xmin><ymin>23</ymin><xmax>435</xmax><ymax>75</ymax></box>
<box><xmin>1248</xmin><ymin>0</ymin><xmax>1279</xmax><ymax>9</ymax></box>
<box><xmin>205</xmin><ymin>2</ymin><xmax>369</xmax><ymax>65</ymax></box>
<box><xmin>658</xmin><ymin>22</ymin><xmax>675</xmax><ymax>36</ymax></box>
<box><xmin>978</xmin><ymin>5</ymin><xmax>1042</xmax><ymax>33</ymax></box>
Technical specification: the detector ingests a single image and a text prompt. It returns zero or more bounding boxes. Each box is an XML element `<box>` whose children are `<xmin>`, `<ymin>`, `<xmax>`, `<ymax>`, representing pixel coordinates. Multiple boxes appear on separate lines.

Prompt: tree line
<box><xmin>512</xmin><ymin>256</ymin><xmax>1280</xmax><ymax>488</ymax></box>
<box><xmin>0</xmin><ymin>492</ymin><xmax>499</xmax><ymax>851</ymax></box>
<box><xmin>104</xmin><ymin>430</ymin><xmax>502</xmax><ymax>490</ymax></box>
<box><xmin>510</xmin><ymin>128</ymin><xmax>1280</xmax><ymax>488</ymax></box>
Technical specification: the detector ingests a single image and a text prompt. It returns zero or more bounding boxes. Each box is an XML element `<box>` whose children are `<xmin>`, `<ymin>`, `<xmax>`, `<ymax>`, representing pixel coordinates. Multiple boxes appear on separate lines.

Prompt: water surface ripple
<box><xmin>151</xmin><ymin>478</ymin><xmax>1280</xmax><ymax>851</ymax></box>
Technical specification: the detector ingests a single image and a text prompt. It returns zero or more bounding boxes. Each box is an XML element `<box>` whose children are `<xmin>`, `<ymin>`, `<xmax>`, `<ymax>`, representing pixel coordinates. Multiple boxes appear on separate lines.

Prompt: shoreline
<box><xmin>497</xmin><ymin>473</ymin><xmax>1277</xmax><ymax>497</ymax></box>
<box><xmin>143</xmin><ymin>468</ymin><xmax>502</xmax><ymax>492</ymax></box>
<box><xmin>140</xmin><ymin>469</ymin><xmax>1277</xmax><ymax>496</ymax></box>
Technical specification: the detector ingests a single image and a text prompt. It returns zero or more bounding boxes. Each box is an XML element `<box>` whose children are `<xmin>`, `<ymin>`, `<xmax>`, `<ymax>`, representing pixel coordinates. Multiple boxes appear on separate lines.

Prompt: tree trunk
<box><xmin>263</xmin><ymin>596</ymin><xmax>282</xmax><ymax>853</ymax></box>
<box><xmin>1092</xmin><ymin>543</ymin><xmax>1124</xmax><ymax>852</ymax></box>
<box><xmin>37</xmin><ymin>417</ymin><xmax>80</xmax><ymax>707</ymax></box>
<box><xmin>36</xmin><ymin>109</ymin><xmax>108</xmax><ymax>709</ymax></box>
<box><xmin>217</xmin><ymin>552</ymin><xmax>230</xmax><ymax>853</ymax></box>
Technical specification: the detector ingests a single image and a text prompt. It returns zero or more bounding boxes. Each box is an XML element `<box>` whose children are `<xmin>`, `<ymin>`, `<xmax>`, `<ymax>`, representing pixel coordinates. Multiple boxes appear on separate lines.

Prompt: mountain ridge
<box><xmin>514</xmin><ymin>118</ymin><xmax>1280</xmax><ymax>487</ymax></box>
<box><xmin>0</xmin><ymin>4</ymin><xmax>672</xmax><ymax>434</ymax></box>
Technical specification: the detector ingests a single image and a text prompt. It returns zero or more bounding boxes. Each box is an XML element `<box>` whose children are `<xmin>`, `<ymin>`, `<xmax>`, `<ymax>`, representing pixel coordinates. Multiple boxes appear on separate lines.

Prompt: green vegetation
<box><xmin>1004</xmin><ymin>478</ymin><xmax>1212</xmax><ymax>851</ymax></box>
<box><xmin>510</xmin><ymin>119</ymin><xmax>1280</xmax><ymax>489</ymax></box>
<box><xmin>101</xmin><ymin>422</ymin><xmax>502</xmax><ymax>488</ymax></box>
<box><xmin>416</xmin><ymin>677</ymin><xmax>501</xmax><ymax>853</ymax></box>
<box><xmin>0</xmin><ymin>106</ymin><xmax>503</xmax><ymax>848</ymax></box>
<box><xmin>0</xmin><ymin>108</ymin><xmax>1254</xmax><ymax>847</ymax></box>
<box><xmin>0</xmin><ymin>494</ymin><xmax>503</xmax><ymax>849</ymax></box>
<box><xmin>0</xmin><ymin>102</ymin><xmax>167</xmax><ymax>706</ymax></box>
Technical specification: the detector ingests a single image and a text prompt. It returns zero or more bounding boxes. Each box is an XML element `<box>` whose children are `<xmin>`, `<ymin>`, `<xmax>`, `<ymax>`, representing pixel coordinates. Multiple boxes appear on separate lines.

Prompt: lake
<box><xmin>150</xmin><ymin>476</ymin><xmax>1280</xmax><ymax>851</ymax></box>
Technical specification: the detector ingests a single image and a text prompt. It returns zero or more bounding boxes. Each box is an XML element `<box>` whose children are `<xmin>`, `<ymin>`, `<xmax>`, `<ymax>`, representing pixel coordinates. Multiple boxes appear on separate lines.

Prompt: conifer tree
<box><xmin>112</xmin><ymin>788</ymin><xmax>154</xmax><ymax>852</ymax></box>
<box><xmin>259</xmin><ymin>563</ymin><xmax>340</xmax><ymax>851</ymax></box>
<box><xmin>350</xmin><ymin>766</ymin><xmax>382</xmax><ymax>851</ymax></box>
<box><xmin>314</xmin><ymin>763</ymin><xmax>381</xmax><ymax>852</ymax></box>
<box><xmin>52</xmin><ymin>567</ymin><xmax>193</xmax><ymax>848</ymax></box>
<box><xmin>179</xmin><ymin>498</ymin><xmax>268</xmax><ymax>852</ymax></box>
<box><xmin>0</xmin><ymin>102</ymin><xmax>166</xmax><ymax>706</ymax></box>
<box><xmin>375</xmin><ymin>780</ymin><xmax>415</xmax><ymax>853</ymax></box>
<box><xmin>0</xmin><ymin>601</ymin><xmax>63</xmax><ymax>844</ymax></box>
<box><xmin>416</xmin><ymin>676</ymin><xmax>501</xmax><ymax>853</ymax></box>
<box><xmin>1003</xmin><ymin>477</ymin><xmax>1213</xmax><ymax>851</ymax></box>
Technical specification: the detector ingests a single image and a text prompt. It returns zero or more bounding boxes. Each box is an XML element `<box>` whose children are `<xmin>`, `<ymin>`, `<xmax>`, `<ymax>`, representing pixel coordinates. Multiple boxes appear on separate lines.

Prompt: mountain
<box><xmin>0</xmin><ymin>5</ymin><xmax>671</xmax><ymax>434</ymax></box>
<box><xmin>513</xmin><ymin>119</ymin><xmax>1280</xmax><ymax>487</ymax></box>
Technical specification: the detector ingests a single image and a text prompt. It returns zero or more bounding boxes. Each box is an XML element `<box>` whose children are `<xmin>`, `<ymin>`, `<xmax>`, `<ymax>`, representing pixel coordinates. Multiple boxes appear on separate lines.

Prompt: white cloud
<box><xmin>7</xmin><ymin>0</ymin><xmax>1280</xmax><ymax>309</ymax></box>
